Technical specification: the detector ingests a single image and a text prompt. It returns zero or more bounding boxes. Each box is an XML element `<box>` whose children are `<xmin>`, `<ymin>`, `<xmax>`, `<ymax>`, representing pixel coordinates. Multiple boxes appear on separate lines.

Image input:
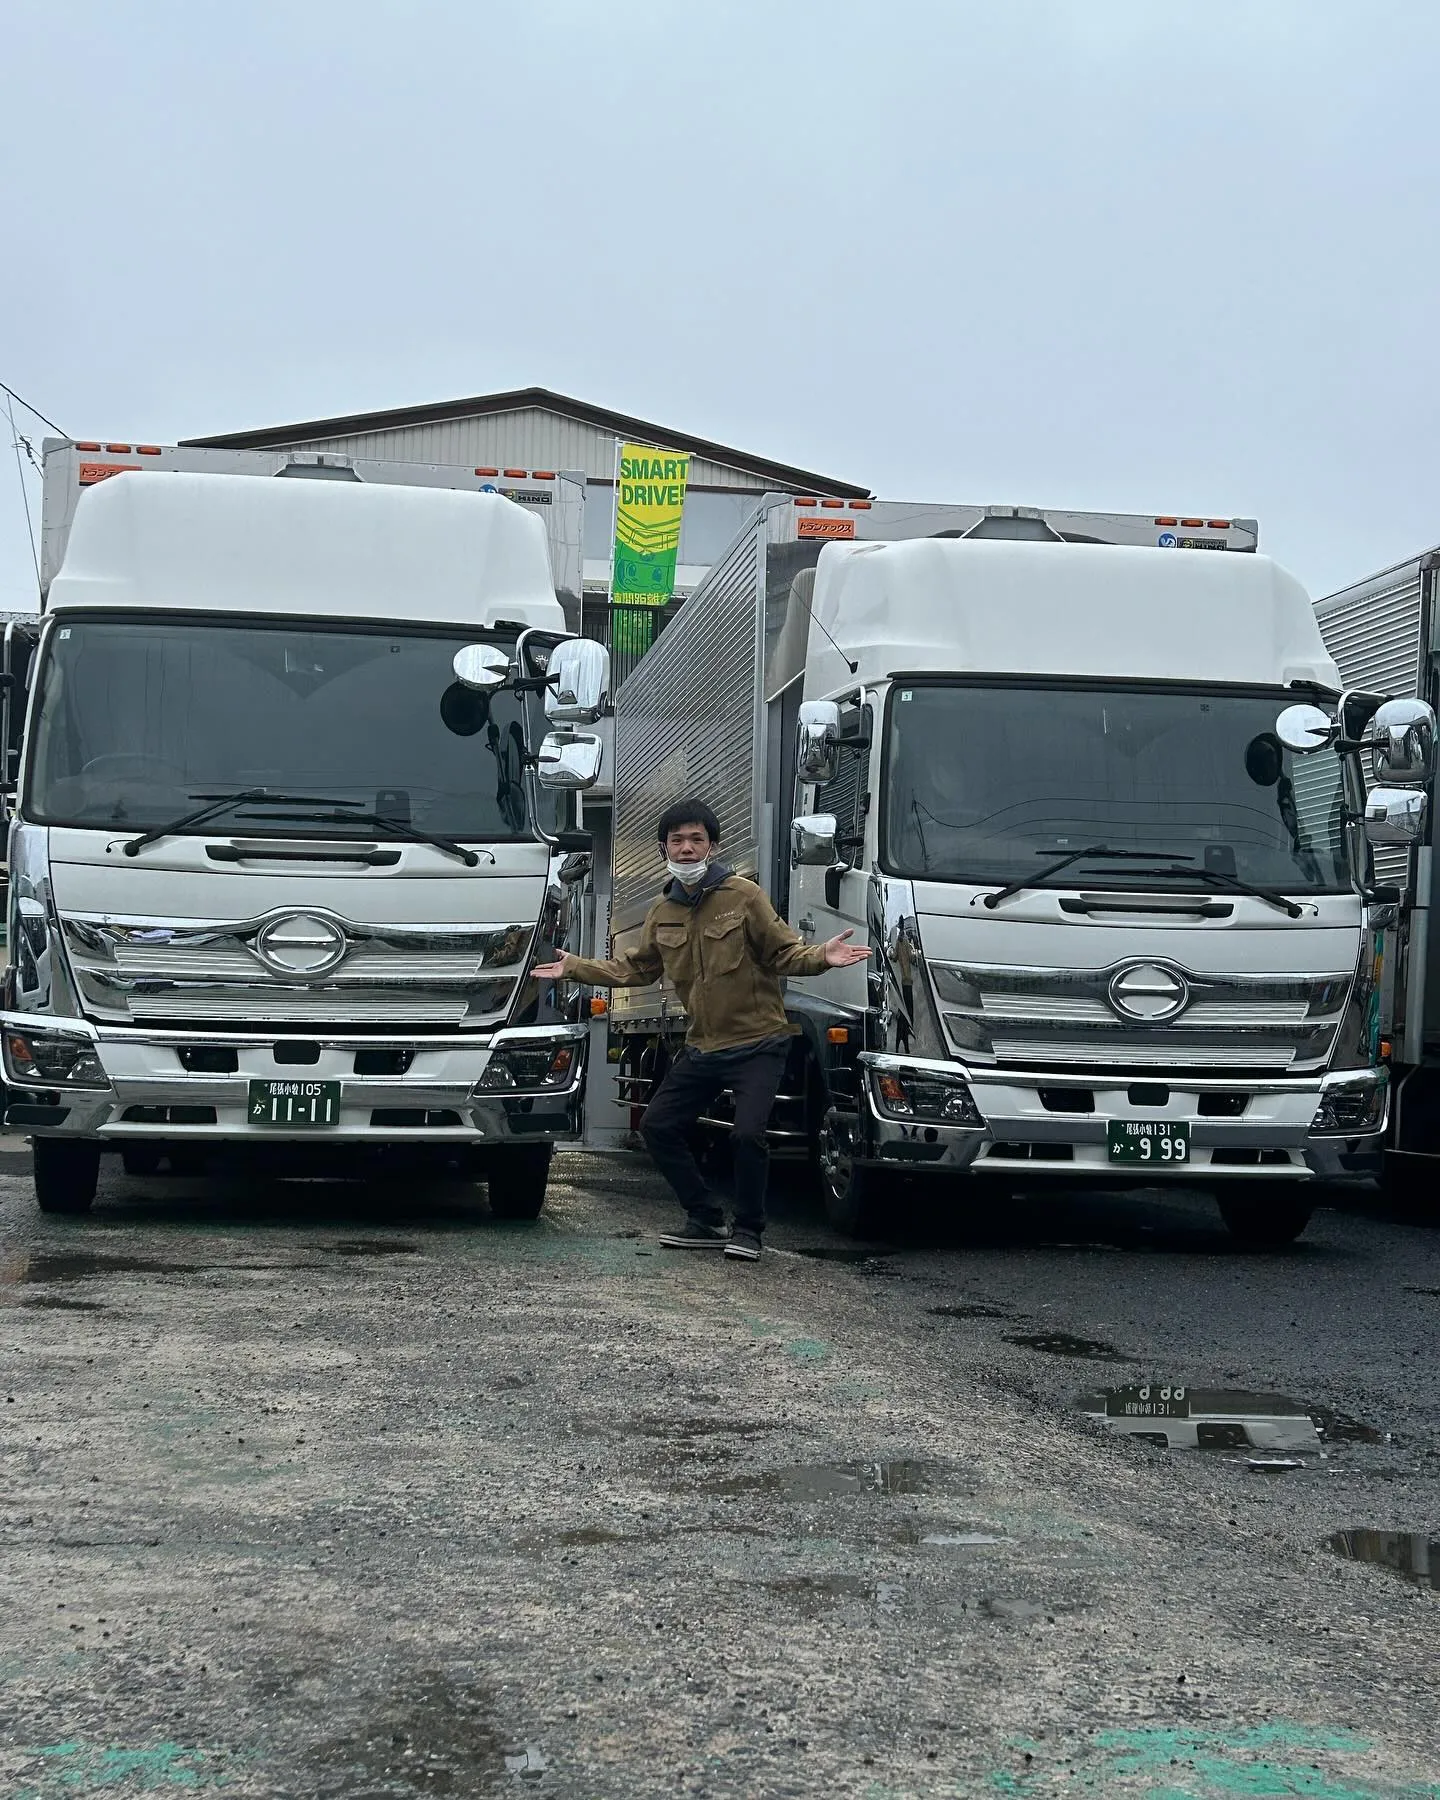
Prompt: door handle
<box><xmin>797</xmin><ymin>912</ymin><xmax>816</xmax><ymax>936</ymax></box>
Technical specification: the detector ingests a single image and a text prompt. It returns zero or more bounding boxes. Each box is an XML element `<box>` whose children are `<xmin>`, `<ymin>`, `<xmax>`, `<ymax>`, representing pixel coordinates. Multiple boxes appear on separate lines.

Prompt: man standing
<box><xmin>531</xmin><ymin>798</ymin><xmax>869</xmax><ymax>1261</ymax></box>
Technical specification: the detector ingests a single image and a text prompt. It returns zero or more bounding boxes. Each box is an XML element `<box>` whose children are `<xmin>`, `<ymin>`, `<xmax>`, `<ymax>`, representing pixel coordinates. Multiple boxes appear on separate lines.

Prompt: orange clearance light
<box><xmin>877</xmin><ymin>1072</ymin><xmax>908</xmax><ymax>1104</ymax></box>
<box><xmin>1207</xmin><ymin>519</ymin><xmax>1232</xmax><ymax>529</ymax></box>
<box><xmin>590</xmin><ymin>996</ymin><xmax>608</xmax><ymax>1017</ymax></box>
<box><xmin>827</xmin><ymin>1026</ymin><xmax>849</xmax><ymax>1044</ymax></box>
<box><xmin>502</xmin><ymin>468</ymin><xmax>527</xmax><ymax>478</ymax></box>
<box><xmin>531</xmin><ymin>469</ymin><xmax>556</xmax><ymax>480</ymax></box>
<box><xmin>136</xmin><ymin>445</ymin><xmax>162</xmax><ymax>455</ymax></box>
<box><xmin>794</xmin><ymin>496</ymin><xmax>818</xmax><ymax>506</ymax></box>
<box><xmin>105</xmin><ymin>443</ymin><xmax>131</xmax><ymax>453</ymax></box>
<box><xmin>1380</xmin><ymin>1038</ymin><xmax>1393</xmax><ymax>1061</ymax></box>
<box><xmin>1155</xmin><ymin>516</ymin><xmax>1178</xmax><ymax>526</ymax></box>
<box><xmin>820</xmin><ymin>498</ymin><xmax>845</xmax><ymax>508</ymax></box>
<box><xmin>74</xmin><ymin>441</ymin><xmax>102</xmax><ymax>452</ymax></box>
<box><xmin>849</xmin><ymin>500</ymin><xmax>872</xmax><ymax>509</ymax></box>
<box><xmin>475</xmin><ymin>467</ymin><xmax>499</xmax><ymax>476</ymax></box>
<box><xmin>1180</xmin><ymin>517</ymin><xmax>1203</xmax><ymax>528</ymax></box>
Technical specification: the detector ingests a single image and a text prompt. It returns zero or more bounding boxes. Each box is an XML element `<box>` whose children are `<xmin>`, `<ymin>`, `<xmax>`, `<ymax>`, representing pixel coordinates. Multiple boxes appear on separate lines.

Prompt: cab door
<box><xmin>788</xmin><ymin>695</ymin><xmax>872</xmax><ymax>1012</ymax></box>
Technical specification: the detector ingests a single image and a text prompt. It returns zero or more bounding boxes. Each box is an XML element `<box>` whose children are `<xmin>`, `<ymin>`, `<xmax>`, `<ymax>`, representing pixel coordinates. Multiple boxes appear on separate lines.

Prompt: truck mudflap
<box><xmin>0</xmin><ymin>1015</ymin><xmax>587</xmax><ymax>1146</ymax></box>
<box><xmin>843</xmin><ymin>1051</ymin><xmax>1387</xmax><ymax>1183</ymax></box>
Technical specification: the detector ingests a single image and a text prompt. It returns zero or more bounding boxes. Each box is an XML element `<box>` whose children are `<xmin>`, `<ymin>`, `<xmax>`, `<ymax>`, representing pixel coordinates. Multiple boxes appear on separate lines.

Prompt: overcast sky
<box><xmin>3</xmin><ymin>1</ymin><xmax>1437</xmax><ymax>608</ymax></box>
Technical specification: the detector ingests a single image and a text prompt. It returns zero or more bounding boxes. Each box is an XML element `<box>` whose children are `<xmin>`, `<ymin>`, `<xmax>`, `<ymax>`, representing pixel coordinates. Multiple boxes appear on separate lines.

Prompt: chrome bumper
<box><xmin>853</xmin><ymin>1053</ymin><xmax>1387</xmax><ymax>1183</ymax></box>
<box><xmin>0</xmin><ymin>1015</ymin><xmax>586</xmax><ymax>1145</ymax></box>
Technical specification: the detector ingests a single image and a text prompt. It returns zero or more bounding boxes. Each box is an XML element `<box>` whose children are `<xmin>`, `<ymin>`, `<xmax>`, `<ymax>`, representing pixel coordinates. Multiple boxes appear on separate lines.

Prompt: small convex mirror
<box><xmin>1274</xmin><ymin>703</ymin><xmax>1334</xmax><ymax>755</ymax></box>
<box><xmin>1371</xmin><ymin>698</ymin><xmax>1437</xmax><ymax>787</ymax></box>
<box><xmin>453</xmin><ymin>644</ymin><xmax>511</xmax><ymax>691</ymax></box>
<box><xmin>791</xmin><ymin>812</ymin><xmax>838</xmax><ymax>866</ymax></box>
<box><xmin>537</xmin><ymin>731</ymin><xmax>603</xmax><ymax>790</ymax></box>
<box><xmin>546</xmin><ymin>638</ymin><xmax>610</xmax><ymax>725</ymax></box>
<box><xmin>797</xmin><ymin>701</ymin><xmax>841</xmax><ymax>782</ymax></box>
<box><xmin>1364</xmin><ymin>786</ymin><xmax>1428</xmax><ymax>846</ymax></box>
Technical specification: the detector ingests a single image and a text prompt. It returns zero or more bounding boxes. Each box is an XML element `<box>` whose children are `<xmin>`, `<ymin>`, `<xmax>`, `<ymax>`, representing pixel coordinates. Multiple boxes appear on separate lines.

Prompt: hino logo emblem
<box><xmin>1108</xmin><ymin>961</ymin><xmax>1189</xmax><ymax>1024</ymax></box>
<box><xmin>254</xmin><ymin>912</ymin><xmax>348</xmax><ymax>979</ymax></box>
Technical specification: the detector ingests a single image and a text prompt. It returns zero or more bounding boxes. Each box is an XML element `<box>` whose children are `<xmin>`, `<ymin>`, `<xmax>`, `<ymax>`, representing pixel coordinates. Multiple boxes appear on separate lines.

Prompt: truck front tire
<box><xmin>33</xmin><ymin>1138</ymin><xmax>101</xmax><ymax>1215</ymax></box>
<box><xmin>484</xmin><ymin>1143</ymin><xmax>554</xmax><ymax>1222</ymax></box>
<box><xmin>1215</xmin><ymin>1187</ymin><xmax>1314</xmax><ymax>1250</ymax></box>
<box><xmin>820</xmin><ymin>1112</ymin><xmax>893</xmax><ymax>1237</ymax></box>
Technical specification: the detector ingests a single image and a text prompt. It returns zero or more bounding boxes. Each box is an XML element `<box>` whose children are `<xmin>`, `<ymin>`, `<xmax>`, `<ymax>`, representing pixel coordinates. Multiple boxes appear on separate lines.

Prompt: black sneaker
<box><xmin>658</xmin><ymin>1217</ymin><xmax>730</xmax><ymax>1249</ymax></box>
<box><xmin>724</xmin><ymin>1229</ymin><xmax>762</xmax><ymax>1262</ymax></box>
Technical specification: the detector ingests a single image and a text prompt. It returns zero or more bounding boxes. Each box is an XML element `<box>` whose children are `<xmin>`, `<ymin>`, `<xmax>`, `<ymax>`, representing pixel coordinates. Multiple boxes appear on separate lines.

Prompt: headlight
<box><xmin>871</xmin><ymin>1067</ymin><xmax>984</xmax><ymax>1126</ymax></box>
<box><xmin>475</xmin><ymin>1040</ymin><xmax>578</xmax><ymax>1093</ymax></box>
<box><xmin>1310</xmin><ymin>1073</ymin><xmax>1387</xmax><ymax>1136</ymax></box>
<box><xmin>4</xmin><ymin>1028</ymin><xmax>108</xmax><ymax>1088</ymax></box>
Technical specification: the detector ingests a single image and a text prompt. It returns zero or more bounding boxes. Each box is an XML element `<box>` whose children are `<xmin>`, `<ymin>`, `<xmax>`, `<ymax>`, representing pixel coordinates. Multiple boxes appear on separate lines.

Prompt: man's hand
<box><xmin>822</xmin><ymin>929</ymin><xmax>871</xmax><ymax>968</ymax></box>
<box><xmin>531</xmin><ymin>956</ymin><xmax>570</xmax><ymax>981</ymax></box>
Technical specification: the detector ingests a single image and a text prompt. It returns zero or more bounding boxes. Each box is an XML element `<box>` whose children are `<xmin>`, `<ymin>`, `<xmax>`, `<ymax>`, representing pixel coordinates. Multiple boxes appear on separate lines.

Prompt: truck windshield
<box><xmin>27</xmin><ymin>616</ymin><xmax>545</xmax><ymax>841</ymax></box>
<box><xmin>882</xmin><ymin>681</ymin><xmax>1352</xmax><ymax>894</ymax></box>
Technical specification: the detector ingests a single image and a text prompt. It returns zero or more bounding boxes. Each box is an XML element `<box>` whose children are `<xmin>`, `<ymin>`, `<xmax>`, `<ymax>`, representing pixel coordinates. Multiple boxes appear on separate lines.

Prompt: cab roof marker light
<box><xmin>1208</xmin><ymin>519</ymin><xmax>1232</xmax><ymax>529</ymax></box>
<box><xmin>848</xmin><ymin>500</ymin><xmax>872</xmax><ymax>509</ymax></box>
<box><xmin>794</xmin><ymin>497</ymin><xmax>818</xmax><ymax>507</ymax></box>
<box><xmin>820</xmin><ymin>498</ymin><xmax>845</xmax><ymax>509</ymax></box>
<box><xmin>1181</xmin><ymin>518</ymin><xmax>1204</xmax><ymax>528</ymax></box>
<box><xmin>75</xmin><ymin>441</ymin><xmax>101</xmax><ymax>452</ymax></box>
<box><xmin>136</xmin><ymin>445</ymin><xmax>162</xmax><ymax>455</ymax></box>
<box><xmin>475</xmin><ymin>467</ymin><xmax>499</xmax><ymax>476</ymax></box>
<box><xmin>1155</xmin><ymin>516</ymin><xmax>1178</xmax><ymax>526</ymax></box>
<box><xmin>502</xmin><ymin>468</ymin><xmax>527</xmax><ymax>479</ymax></box>
<box><xmin>531</xmin><ymin>469</ymin><xmax>556</xmax><ymax>480</ymax></box>
<box><xmin>105</xmin><ymin>444</ymin><xmax>131</xmax><ymax>453</ymax></box>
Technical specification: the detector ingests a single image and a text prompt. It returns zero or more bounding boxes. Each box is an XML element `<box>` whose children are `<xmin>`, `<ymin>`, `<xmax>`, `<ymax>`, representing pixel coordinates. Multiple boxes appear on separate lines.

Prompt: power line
<box><xmin>0</xmin><ymin>380</ymin><xmax>64</xmax><ymax>438</ymax></box>
<box><xmin>4</xmin><ymin>390</ymin><xmax>43</xmax><ymax>599</ymax></box>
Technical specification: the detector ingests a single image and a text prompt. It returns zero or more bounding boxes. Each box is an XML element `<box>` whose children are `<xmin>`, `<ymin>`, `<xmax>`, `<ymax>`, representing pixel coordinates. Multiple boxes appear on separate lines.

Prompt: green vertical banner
<box><xmin>611</xmin><ymin>442</ymin><xmax>690</xmax><ymax>659</ymax></box>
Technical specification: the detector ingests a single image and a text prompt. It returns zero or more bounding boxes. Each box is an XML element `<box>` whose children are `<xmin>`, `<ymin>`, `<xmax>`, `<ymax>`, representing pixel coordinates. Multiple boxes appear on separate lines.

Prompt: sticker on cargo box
<box><xmin>797</xmin><ymin>517</ymin><xmax>856</xmax><ymax>539</ymax></box>
<box><xmin>78</xmin><ymin>462</ymin><xmax>140</xmax><ymax>486</ymax></box>
<box><xmin>501</xmin><ymin>488</ymin><xmax>552</xmax><ymax>505</ymax></box>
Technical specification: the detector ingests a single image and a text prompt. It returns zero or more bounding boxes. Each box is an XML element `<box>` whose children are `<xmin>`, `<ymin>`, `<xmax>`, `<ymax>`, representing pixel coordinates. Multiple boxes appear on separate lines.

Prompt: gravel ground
<box><xmin>1</xmin><ymin>1144</ymin><xmax>1439</xmax><ymax>1798</ymax></box>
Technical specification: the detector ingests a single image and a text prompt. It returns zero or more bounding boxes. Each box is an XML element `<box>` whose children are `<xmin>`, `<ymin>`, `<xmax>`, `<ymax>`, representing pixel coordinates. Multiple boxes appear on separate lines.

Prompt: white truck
<box><xmin>4</xmin><ymin>451</ymin><xmax>610</xmax><ymax>1217</ymax></box>
<box><xmin>604</xmin><ymin>494</ymin><xmax>1430</xmax><ymax>1245</ymax></box>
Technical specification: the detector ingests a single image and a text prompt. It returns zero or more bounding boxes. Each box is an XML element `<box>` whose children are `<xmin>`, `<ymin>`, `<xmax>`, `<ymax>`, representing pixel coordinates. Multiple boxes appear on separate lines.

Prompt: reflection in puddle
<box><xmin>756</xmin><ymin>1574</ymin><xmax>906</xmax><ymax>1615</ymax></box>
<box><xmin>1328</xmin><ymin>1529</ymin><xmax>1440</xmax><ymax>1590</ymax></box>
<box><xmin>922</xmin><ymin>1530</ymin><xmax>1004</xmax><ymax>1547</ymax></box>
<box><xmin>1008</xmin><ymin>1332</ymin><xmax>1129</xmax><ymax>1361</ymax></box>
<box><xmin>19</xmin><ymin>1295</ymin><xmax>106</xmax><ymax>1312</ymax></box>
<box><xmin>1079</xmin><ymin>1385</ymin><xmax>1327</xmax><ymax>1453</ymax></box>
<box><xmin>929</xmin><ymin>1302</ymin><xmax>1012</xmax><ymax>1320</ymax></box>
<box><xmin>707</xmin><ymin>1459</ymin><xmax>956</xmax><ymax>1500</ymax></box>
<box><xmin>0</xmin><ymin>1251</ymin><xmax>201</xmax><ymax>1284</ymax></box>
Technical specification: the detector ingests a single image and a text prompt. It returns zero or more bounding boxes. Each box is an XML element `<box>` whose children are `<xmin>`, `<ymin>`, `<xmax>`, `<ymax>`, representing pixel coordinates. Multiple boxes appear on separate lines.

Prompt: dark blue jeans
<box><xmin>640</xmin><ymin>1042</ymin><xmax>790</xmax><ymax>1235</ymax></box>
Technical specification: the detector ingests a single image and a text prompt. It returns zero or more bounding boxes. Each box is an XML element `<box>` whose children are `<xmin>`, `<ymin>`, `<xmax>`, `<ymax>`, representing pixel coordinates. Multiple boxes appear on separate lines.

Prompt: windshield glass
<box><xmin>27</xmin><ymin>616</ymin><xmax>547</xmax><ymax>840</ymax></box>
<box><xmin>883</xmin><ymin>681</ymin><xmax>1352</xmax><ymax>893</ymax></box>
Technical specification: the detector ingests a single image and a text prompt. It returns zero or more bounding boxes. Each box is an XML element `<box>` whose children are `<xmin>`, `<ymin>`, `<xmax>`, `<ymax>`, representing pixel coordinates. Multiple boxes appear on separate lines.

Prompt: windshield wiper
<box><xmin>305</xmin><ymin>810</ymin><xmax>492</xmax><ymax>868</ymax></box>
<box><xmin>1146</xmin><ymin>862</ymin><xmax>1304</xmax><ymax>919</ymax></box>
<box><xmin>122</xmin><ymin>790</ymin><xmax>363</xmax><ymax>857</ymax></box>
<box><xmin>982</xmin><ymin>845</ymin><xmax>1194</xmax><ymax>910</ymax></box>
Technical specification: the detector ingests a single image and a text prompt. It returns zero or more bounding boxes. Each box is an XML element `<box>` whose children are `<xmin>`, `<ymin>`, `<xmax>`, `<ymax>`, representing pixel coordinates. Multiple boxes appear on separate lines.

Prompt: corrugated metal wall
<box><xmin>269</xmin><ymin>408</ymin><xmax>766</xmax><ymax>488</ymax></box>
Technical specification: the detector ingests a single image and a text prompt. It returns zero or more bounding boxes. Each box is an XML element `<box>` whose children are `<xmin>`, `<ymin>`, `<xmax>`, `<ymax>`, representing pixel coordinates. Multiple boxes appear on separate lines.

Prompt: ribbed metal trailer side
<box><xmin>609</xmin><ymin>504</ymin><xmax>769</xmax><ymax>945</ymax></box>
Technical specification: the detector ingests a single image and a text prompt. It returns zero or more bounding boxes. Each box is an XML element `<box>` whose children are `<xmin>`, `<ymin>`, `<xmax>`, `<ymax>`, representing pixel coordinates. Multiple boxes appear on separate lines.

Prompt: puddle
<box><xmin>1080</xmin><ymin>1385</ymin><xmax>1383</xmax><ymax>1453</ymax></box>
<box><xmin>1404</xmin><ymin>1286</ymin><xmax>1440</xmax><ymax>1298</ymax></box>
<box><xmin>632</xmin><ymin>1417</ymin><xmax>780</xmax><ymax>1440</ymax></box>
<box><xmin>1328</xmin><ymin>1529</ymin><xmax>1440</xmax><ymax>1590</ymax></box>
<box><xmin>707</xmin><ymin>1459</ymin><xmax>956</xmax><ymax>1500</ymax></box>
<box><xmin>983</xmin><ymin>1597</ymin><xmax>1050</xmax><ymax>1624</ymax></box>
<box><xmin>316</xmin><ymin>1240</ymin><xmax>421</xmax><ymax>1257</ymax></box>
<box><xmin>922</xmin><ymin>1530</ymin><xmax>1004</xmax><ymax>1547</ymax></box>
<box><xmin>504</xmin><ymin>1744</ymin><xmax>548</xmax><ymax>1780</ymax></box>
<box><xmin>0</xmin><ymin>1252</ymin><xmax>202</xmax><ymax>1284</ymax></box>
<box><xmin>306</xmin><ymin>1669</ymin><xmax>502</xmax><ymax>1795</ymax></box>
<box><xmin>793</xmin><ymin>1247</ymin><xmax>902</xmax><ymax>1275</ymax></box>
<box><xmin>19</xmin><ymin>1295</ymin><xmax>107</xmax><ymax>1312</ymax></box>
<box><xmin>1007</xmin><ymin>1332</ymin><xmax>1129</xmax><ymax>1361</ymax></box>
<box><xmin>929</xmin><ymin>1303</ymin><xmax>1011</xmax><ymax>1320</ymax></box>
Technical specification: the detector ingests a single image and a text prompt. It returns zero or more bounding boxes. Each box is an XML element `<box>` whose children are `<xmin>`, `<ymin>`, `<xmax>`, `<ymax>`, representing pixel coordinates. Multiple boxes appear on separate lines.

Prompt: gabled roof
<box><xmin>183</xmin><ymin>385</ymin><xmax>870</xmax><ymax>497</ymax></box>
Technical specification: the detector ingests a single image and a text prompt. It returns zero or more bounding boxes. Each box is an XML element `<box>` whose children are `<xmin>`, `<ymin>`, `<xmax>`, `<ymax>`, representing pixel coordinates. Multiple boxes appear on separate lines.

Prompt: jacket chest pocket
<box><xmin>654</xmin><ymin>923</ymin><xmax>694</xmax><ymax>981</ymax></box>
<box><xmin>701</xmin><ymin>916</ymin><xmax>747</xmax><ymax>977</ymax></box>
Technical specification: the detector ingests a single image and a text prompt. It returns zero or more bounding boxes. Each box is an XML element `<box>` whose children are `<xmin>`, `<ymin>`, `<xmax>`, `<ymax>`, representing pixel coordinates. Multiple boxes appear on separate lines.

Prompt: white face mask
<box><xmin>666</xmin><ymin>857</ymin><xmax>709</xmax><ymax>886</ymax></box>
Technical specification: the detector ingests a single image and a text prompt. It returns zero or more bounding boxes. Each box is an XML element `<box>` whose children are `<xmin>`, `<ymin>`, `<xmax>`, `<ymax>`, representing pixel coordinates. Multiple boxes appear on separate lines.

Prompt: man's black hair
<box><xmin>657</xmin><ymin>797</ymin><xmax>721</xmax><ymax>846</ymax></box>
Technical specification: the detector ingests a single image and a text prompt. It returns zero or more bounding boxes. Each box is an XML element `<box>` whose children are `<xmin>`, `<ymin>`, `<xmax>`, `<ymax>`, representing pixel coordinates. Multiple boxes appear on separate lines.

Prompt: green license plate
<box><xmin>247</xmin><ymin>1079</ymin><xmax>341</xmax><ymax>1128</ymax></box>
<box><xmin>1106</xmin><ymin>1119</ymin><xmax>1190</xmax><ymax>1165</ymax></box>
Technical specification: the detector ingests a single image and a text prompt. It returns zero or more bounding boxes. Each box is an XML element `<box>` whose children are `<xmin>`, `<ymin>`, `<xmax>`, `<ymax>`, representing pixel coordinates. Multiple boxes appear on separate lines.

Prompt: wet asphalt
<box><xmin>1</xmin><ymin>1143</ymin><xmax>1439</xmax><ymax>1799</ymax></box>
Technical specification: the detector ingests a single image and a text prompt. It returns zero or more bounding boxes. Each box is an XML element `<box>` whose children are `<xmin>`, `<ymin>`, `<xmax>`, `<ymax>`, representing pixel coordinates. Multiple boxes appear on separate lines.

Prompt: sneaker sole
<box><xmin>657</xmin><ymin>1236</ymin><xmax>730</xmax><ymax>1249</ymax></box>
<box><xmin>723</xmin><ymin>1244</ymin><xmax>761</xmax><ymax>1261</ymax></box>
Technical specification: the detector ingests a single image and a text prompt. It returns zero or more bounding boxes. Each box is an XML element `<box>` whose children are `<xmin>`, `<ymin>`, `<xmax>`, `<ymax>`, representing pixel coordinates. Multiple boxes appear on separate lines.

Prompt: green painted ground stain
<box><xmin>17</xmin><ymin>1740</ymin><xmax>218</xmax><ymax>1793</ymax></box>
<box><xmin>785</xmin><ymin>1337</ymin><xmax>830</xmax><ymax>1361</ymax></box>
<box><xmin>988</xmin><ymin>1724</ymin><xmax>1440</xmax><ymax>1799</ymax></box>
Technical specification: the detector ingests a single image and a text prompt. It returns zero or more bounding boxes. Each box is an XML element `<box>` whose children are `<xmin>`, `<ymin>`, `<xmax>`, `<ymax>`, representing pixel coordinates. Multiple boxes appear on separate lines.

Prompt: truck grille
<box><xmin>929</xmin><ymin>960</ymin><xmax>1352</xmax><ymax>1075</ymax></box>
<box><xmin>61</xmin><ymin>913</ymin><xmax>533</xmax><ymax>1030</ymax></box>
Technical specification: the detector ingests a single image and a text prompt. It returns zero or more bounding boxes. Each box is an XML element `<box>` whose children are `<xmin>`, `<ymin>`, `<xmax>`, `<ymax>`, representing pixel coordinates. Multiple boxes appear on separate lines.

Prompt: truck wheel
<box><xmin>819</xmin><ymin>1111</ymin><xmax>892</xmax><ymax>1238</ymax></box>
<box><xmin>1215</xmin><ymin>1188</ymin><xmax>1314</xmax><ymax>1250</ymax></box>
<box><xmin>484</xmin><ymin>1144</ymin><xmax>553</xmax><ymax>1222</ymax></box>
<box><xmin>33</xmin><ymin>1138</ymin><xmax>101</xmax><ymax>1215</ymax></box>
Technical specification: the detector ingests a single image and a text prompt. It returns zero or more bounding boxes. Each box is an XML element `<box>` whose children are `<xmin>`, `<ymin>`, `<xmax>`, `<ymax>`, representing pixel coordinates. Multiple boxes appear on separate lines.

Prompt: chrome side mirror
<box><xmin>797</xmin><ymin>700</ymin><xmax>841</xmax><ymax>782</ymax></box>
<box><xmin>1364</xmin><ymin>787</ymin><xmax>1428</xmax><ymax>846</ymax></box>
<box><xmin>1275</xmin><ymin>703</ymin><xmax>1335</xmax><ymax>754</ymax></box>
<box><xmin>1371</xmin><ymin>698</ymin><xmax>1437</xmax><ymax>787</ymax></box>
<box><xmin>537</xmin><ymin>730</ymin><xmax>603</xmax><ymax>791</ymax></box>
<box><xmin>453</xmin><ymin>644</ymin><xmax>511</xmax><ymax>691</ymax></box>
<box><xmin>791</xmin><ymin>812</ymin><xmax>838</xmax><ymax>866</ymax></box>
<box><xmin>546</xmin><ymin>637</ymin><xmax>610</xmax><ymax>724</ymax></box>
